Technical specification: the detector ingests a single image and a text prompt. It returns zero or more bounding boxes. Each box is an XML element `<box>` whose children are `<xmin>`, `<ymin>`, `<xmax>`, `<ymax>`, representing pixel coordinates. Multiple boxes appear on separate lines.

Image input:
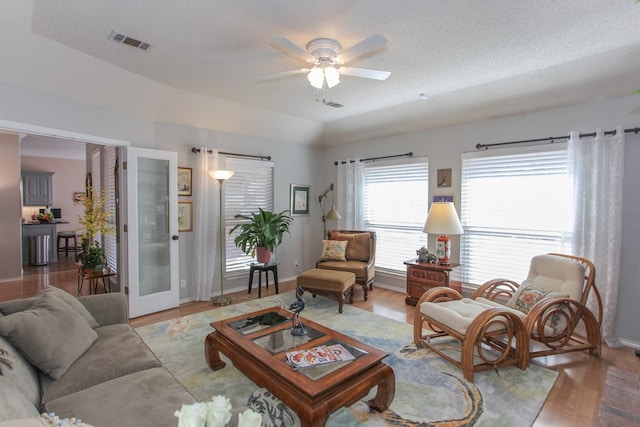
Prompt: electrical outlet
<box><xmin>294</xmin><ymin>260</ymin><xmax>299</xmax><ymax>268</ymax></box>
<box><xmin>180</xmin><ymin>279</ymin><xmax>186</xmax><ymax>289</ymax></box>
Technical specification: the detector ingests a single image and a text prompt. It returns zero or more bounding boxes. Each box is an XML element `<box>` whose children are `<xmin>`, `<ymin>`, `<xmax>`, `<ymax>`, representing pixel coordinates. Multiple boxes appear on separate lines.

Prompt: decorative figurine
<box><xmin>288</xmin><ymin>286</ymin><xmax>307</xmax><ymax>336</ymax></box>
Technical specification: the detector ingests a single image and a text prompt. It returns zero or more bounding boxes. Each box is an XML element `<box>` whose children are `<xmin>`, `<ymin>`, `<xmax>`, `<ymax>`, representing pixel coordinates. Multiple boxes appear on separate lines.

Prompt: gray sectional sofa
<box><xmin>0</xmin><ymin>286</ymin><xmax>196</xmax><ymax>427</ymax></box>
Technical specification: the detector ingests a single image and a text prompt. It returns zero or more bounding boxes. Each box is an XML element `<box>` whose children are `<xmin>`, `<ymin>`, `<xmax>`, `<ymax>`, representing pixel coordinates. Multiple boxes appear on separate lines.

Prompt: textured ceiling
<box><xmin>14</xmin><ymin>1</ymin><xmax>640</xmax><ymax>144</ymax></box>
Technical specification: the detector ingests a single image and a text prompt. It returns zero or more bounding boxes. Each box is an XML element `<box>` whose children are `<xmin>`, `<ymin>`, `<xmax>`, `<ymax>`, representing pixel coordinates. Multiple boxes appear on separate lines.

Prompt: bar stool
<box><xmin>57</xmin><ymin>232</ymin><xmax>79</xmax><ymax>257</ymax></box>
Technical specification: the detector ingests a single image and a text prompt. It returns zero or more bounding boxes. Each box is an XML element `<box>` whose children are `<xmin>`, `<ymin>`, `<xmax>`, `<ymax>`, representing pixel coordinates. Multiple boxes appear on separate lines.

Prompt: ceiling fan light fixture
<box><xmin>324</xmin><ymin>66</ymin><xmax>340</xmax><ymax>88</ymax></box>
<box><xmin>307</xmin><ymin>67</ymin><xmax>324</xmax><ymax>89</ymax></box>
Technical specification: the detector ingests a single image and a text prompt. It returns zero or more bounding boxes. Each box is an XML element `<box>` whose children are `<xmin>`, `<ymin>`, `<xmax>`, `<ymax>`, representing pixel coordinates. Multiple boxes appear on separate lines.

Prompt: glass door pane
<box><xmin>137</xmin><ymin>157</ymin><xmax>171</xmax><ymax>296</ymax></box>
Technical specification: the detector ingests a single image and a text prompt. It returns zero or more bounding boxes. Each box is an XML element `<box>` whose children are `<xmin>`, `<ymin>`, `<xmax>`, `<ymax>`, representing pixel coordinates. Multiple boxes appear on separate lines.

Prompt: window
<box><xmin>224</xmin><ymin>157</ymin><xmax>274</xmax><ymax>274</ymax></box>
<box><xmin>460</xmin><ymin>144</ymin><xmax>572</xmax><ymax>286</ymax></box>
<box><xmin>363</xmin><ymin>158</ymin><xmax>429</xmax><ymax>273</ymax></box>
<box><xmin>90</xmin><ymin>146</ymin><xmax>119</xmax><ymax>274</ymax></box>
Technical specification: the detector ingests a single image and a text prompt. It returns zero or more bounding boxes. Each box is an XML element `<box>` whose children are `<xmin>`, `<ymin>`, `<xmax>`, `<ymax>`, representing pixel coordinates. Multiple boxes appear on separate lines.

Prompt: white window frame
<box><xmin>223</xmin><ymin>157</ymin><xmax>274</xmax><ymax>275</ymax></box>
<box><xmin>362</xmin><ymin>157</ymin><xmax>429</xmax><ymax>273</ymax></box>
<box><xmin>460</xmin><ymin>143</ymin><xmax>573</xmax><ymax>287</ymax></box>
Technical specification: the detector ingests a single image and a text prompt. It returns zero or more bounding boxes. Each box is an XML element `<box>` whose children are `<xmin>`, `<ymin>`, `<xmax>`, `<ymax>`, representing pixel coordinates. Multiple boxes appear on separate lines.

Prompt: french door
<box><xmin>125</xmin><ymin>147</ymin><xmax>179</xmax><ymax>318</ymax></box>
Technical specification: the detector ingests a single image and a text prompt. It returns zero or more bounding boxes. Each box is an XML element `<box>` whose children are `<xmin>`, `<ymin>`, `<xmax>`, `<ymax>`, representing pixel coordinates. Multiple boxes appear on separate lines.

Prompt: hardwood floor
<box><xmin>4</xmin><ymin>257</ymin><xmax>638</xmax><ymax>426</ymax></box>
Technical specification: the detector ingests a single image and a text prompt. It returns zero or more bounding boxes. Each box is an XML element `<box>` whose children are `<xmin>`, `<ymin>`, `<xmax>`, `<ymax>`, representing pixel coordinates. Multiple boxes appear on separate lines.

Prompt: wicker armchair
<box><xmin>414</xmin><ymin>253</ymin><xmax>602</xmax><ymax>382</ymax></box>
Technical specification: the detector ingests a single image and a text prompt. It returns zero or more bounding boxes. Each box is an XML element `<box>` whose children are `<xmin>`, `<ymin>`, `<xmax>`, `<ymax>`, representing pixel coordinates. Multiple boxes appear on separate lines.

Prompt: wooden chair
<box><xmin>414</xmin><ymin>253</ymin><xmax>602</xmax><ymax>382</ymax></box>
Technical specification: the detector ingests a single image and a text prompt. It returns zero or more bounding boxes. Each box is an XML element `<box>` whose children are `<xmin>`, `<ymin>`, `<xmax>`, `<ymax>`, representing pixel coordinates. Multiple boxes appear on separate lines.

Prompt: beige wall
<box><xmin>0</xmin><ymin>133</ymin><xmax>23</xmax><ymax>281</ymax></box>
<box><xmin>20</xmin><ymin>156</ymin><xmax>86</xmax><ymax>233</ymax></box>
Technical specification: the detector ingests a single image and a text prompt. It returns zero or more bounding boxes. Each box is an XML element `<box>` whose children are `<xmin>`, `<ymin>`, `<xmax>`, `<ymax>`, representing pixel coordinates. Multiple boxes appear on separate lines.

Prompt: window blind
<box><xmin>460</xmin><ymin>144</ymin><xmax>572</xmax><ymax>286</ymax></box>
<box><xmin>363</xmin><ymin>157</ymin><xmax>429</xmax><ymax>273</ymax></box>
<box><xmin>103</xmin><ymin>146</ymin><xmax>118</xmax><ymax>273</ymax></box>
<box><xmin>224</xmin><ymin>157</ymin><xmax>274</xmax><ymax>273</ymax></box>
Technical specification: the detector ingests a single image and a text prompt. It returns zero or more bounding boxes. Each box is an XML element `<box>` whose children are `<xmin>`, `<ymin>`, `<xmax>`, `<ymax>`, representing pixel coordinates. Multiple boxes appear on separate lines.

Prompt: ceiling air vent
<box><xmin>109</xmin><ymin>31</ymin><xmax>152</xmax><ymax>51</ymax></box>
<box><xmin>324</xmin><ymin>100</ymin><xmax>344</xmax><ymax>108</ymax></box>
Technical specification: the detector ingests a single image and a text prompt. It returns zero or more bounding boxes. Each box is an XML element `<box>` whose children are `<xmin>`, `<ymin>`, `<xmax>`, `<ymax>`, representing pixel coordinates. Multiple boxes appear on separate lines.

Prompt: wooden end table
<box><xmin>404</xmin><ymin>259</ymin><xmax>461</xmax><ymax>306</ymax></box>
<box><xmin>205</xmin><ymin>306</ymin><xmax>395</xmax><ymax>427</ymax></box>
<box><xmin>77</xmin><ymin>267</ymin><xmax>115</xmax><ymax>295</ymax></box>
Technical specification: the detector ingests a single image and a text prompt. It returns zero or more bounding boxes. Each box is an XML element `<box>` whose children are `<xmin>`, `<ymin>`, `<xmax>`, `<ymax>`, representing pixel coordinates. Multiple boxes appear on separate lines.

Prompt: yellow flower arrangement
<box><xmin>76</xmin><ymin>187</ymin><xmax>114</xmax><ymax>269</ymax></box>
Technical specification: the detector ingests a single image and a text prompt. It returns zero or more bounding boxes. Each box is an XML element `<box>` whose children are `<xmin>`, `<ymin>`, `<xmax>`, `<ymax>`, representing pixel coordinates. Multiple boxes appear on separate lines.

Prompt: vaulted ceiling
<box><xmin>5</xmin><ymin>1</ymin><xmax>640</xmax><ymax>146</ymax></box>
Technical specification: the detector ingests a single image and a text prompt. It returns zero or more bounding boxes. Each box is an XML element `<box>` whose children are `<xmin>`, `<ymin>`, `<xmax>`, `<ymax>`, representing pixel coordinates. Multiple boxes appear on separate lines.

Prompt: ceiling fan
<box><xmin>258</xmin><ymin>34</ymin><xmax>391</xmax><ymax>89</ymax></box>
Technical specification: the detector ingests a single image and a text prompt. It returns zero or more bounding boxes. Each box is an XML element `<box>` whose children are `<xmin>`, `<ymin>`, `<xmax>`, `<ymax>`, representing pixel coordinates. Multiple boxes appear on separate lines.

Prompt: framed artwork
<box><xmin>178</xmin><ymin>201</ymin><xmax>193</xmax><ymax>232</ymax></box>
<box><xmin>437</xmin><ymin>168</ymin><xmax>452</xmax><ymax>188</ymax></box>
<box><xmin>433</xmin><ymin>195</ymin><xmax>454</xmax><ymax>203</ymax></box>
<box><xmin>290</xmin><ymin>184</ymin><xmax>310</xmax><ymax>216</ymax></box>
<box><xmin>178</xmin><ymin>167</ymin><xmax>192</xmax><ymax>196</ymax></box>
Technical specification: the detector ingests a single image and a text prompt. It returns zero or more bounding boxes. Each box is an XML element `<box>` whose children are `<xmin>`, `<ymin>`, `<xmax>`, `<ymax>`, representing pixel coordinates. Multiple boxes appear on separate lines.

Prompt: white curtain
<box><xmin>568</xmin><ymin>128</ymin><xmax>625</xmax><ymax>347</ymax></box>
<box><xmin>336</xmin><ymin>159</ymin><xmax>364</xmax><ymax>230</ymax></box>
<box><xmin>191</xmin><ymin>148</ymin><xmax>220</xmax><ymax>301</ymax></box>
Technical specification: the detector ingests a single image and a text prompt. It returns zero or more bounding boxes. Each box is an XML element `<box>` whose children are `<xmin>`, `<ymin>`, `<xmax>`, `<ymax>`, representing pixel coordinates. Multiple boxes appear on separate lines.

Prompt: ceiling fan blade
<box><xmin>255</xmin><ymin>68</ymin><xmax>309</xmax><ymax>81</ymax></box>
<box><xmin>340</xmin><ymin>67</ymin><xmax>390</xmax><ymax>80</ymax></box>
<box><xmin>338</xmin><ymin>34</ymin><xmax>388</xmax><ymax>63</ymax></box>
<box><xmin>270</xmin><ymin>36</ymin><xmax>315</xmax><ymax>62</ymax></box>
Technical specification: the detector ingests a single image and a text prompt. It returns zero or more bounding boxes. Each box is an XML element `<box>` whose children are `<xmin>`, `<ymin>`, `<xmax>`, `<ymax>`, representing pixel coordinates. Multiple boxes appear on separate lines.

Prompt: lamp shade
<box><xmin>326</xmin><ymin>205</ymin><xmax>341</xmax><ymax>220</ymax></box>
<box><xmin>324</xmin><ymin>66</ymin><xmax>340</xmax><ymax>88</ymax></box>
<box><xmin>208</xmin><ymin>170</ymin><xmax>234</xmax><ymax>182</ymax></box>
<box><xmin>423</xmin><ymin>202</ymin><xmax>464</xmax><ymax>235</ymax></box>
<box><xmin>307</xmin><ymin>67</ymin><xmax>324</xmax><ymax>89</ymax></box>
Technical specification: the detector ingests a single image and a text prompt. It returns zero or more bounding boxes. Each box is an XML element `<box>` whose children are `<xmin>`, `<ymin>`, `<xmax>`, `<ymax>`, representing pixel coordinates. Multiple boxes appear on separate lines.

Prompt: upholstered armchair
<box><xmin>316</xmin><ymin>230</ymin><xmax>376</xmax><ymax>300</ymax></box>
<box><xmin>414</xmin><ymin>253</ymin><xmax>602</xmax><ymax>382</ymax></box>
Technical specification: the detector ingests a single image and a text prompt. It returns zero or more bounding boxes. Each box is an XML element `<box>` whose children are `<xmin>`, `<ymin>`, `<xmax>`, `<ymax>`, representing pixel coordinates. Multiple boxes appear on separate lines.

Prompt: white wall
<box><xmin>0</xmin><ymin>75</ymin><xmax>637</xmax><ymax>346</ymax></box>
<box><xmin>323</xmin><ymin>94</ymin><xmax>640</xmax><ymax>346</ymax></box>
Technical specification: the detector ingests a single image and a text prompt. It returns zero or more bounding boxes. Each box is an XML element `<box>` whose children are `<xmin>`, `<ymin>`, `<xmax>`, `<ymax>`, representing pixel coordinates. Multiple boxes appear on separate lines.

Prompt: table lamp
<box><xmin>423</xmin><ymin>202</ymin><xmax>464</xmax><ymax>265</ymax></box>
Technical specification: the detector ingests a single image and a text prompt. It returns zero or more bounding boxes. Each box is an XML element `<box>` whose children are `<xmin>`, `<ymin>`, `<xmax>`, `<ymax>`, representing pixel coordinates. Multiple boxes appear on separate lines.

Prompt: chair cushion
<box><xmin>319</xmin><ymin>240</ymin><xmax>347</xmax><ymax>261</ymax></box>
<box><xmin>526</xmin><ymin>254</ymin><xmax>585</xmax><ymax>300</ymax></box>
<box><xmin>419</xmin><ymin>298</ymin><xmax>508</xmax><ymax>334</ymax></box>
<box><xmin>0</xmin><ymin>292</ymin><xmax>98</xmax><ymax>380</ymax></box>
<box><xmin>317</xmin><ymin>260</ymin><xmax>368</xmax><ymax>279</ymax></box>
<box><xmin>328</xmin><ymin>232</ymin><xmax>370</xmax><ymax>262</ymax></box>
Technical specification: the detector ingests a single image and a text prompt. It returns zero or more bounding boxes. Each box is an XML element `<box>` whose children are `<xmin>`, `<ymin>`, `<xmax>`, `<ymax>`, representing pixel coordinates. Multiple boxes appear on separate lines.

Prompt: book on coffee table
<box><xmin>286</xmin><ymin>344</ymin><xmax>355</xmax><ymax>369</ymax></box>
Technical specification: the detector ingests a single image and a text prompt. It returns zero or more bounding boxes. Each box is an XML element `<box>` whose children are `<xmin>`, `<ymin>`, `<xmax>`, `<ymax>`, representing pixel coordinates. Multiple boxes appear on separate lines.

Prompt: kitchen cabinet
<box><xmin>22</xmin><ymin>171</ymin><xmax>54</xmax><ymax>206</ymax></box>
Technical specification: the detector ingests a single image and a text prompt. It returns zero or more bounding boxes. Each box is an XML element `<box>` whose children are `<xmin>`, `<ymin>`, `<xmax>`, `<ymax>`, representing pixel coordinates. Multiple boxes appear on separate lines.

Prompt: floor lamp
<box><xmin>319</xmin><ymin>183</ymin><xmax>341</xmax><ymax>238</ymax></box>
<box><xmin>209</xmin><ymin>169</ymin><xmax>234</xmax><ymax>306</ymax></box>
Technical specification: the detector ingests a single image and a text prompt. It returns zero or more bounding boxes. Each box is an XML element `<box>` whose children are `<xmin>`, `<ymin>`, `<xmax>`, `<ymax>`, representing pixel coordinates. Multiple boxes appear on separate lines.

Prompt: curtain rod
<box><xmin>334</xmin><ymin>152</ymin><xmax>413</xmax><ymax>165</ymax></box>
<box><xmin>475</xmin><ymin>127</ymin><xmax>640</xmax><ymax>150</ymax></box>
<box><xmin>190</xmin><ymin>147</ymin><xmax>271</xmax><ymax>161</ymax></box>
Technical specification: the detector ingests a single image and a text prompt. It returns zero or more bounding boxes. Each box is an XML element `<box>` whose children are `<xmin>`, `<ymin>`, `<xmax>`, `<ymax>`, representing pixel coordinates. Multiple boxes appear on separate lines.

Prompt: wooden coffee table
<box><xmin>205</xmin><ymin>306</ymin><xmax>395</xmax><ymax>427</ymax></box>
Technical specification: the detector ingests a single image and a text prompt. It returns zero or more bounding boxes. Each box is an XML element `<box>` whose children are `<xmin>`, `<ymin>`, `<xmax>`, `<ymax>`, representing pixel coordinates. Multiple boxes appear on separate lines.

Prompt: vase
<box><xmin>256</xmin><ymin>247</ymin><xmax>271</xmax><ymax>263</ymax></box>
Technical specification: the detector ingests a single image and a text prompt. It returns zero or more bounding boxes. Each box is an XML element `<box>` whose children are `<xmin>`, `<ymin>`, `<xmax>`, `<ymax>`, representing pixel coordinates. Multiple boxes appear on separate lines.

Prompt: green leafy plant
<box><xmin>229</xmin><ymin>208</ymin><xmax>293</xmax><ymax>256</ymax></box>
<box><xmin>77</xmin><ymin>239</ymin><xmax>106</xmax><ymax>270</ymax></box>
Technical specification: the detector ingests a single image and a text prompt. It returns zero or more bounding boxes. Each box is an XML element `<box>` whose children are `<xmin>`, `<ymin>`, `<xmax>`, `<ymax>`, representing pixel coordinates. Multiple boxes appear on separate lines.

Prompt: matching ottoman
<box><xmin>296</xmin><ymin>268</ymin><xmax>356</xmax><ymax>313</ymax></box>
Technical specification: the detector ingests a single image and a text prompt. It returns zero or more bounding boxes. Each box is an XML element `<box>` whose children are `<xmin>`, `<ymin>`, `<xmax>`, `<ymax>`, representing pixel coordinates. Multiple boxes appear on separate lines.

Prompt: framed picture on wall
<box><xmin>178</xmin><ymin>201</ymin><xmax>193</xmax><ymax>232</ymax></box>
<box><xmin>178</xmin><ymin>167</ymin><xmax>192</xmax><ymax>196</ymax></box>
<box><xmin>290</xmin><ymin>184</ymin><xmax>310</xmax><ymax>216</ymax></box>
<box><xmin>437</xmin><ymin>168</ymin><xmax>452</xmax><ymax>188</ymax></box>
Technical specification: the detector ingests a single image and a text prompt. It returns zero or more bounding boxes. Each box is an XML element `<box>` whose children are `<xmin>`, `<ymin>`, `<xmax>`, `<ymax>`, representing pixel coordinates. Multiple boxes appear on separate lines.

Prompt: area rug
<box><xmin>136</xmin><ymin>292</ymin><xmax>558</xmax><ymax>426</ymax></box>
<box><xmin>598</xmin><ymin>365</ymin><xmax>640</xmax><ymax>426</ymax></box>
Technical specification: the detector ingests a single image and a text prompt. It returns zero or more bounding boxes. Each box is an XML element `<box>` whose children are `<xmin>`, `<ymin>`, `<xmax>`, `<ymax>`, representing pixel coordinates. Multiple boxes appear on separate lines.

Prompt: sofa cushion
<box><xmin>317</xmin><ymin>260</ymin><xmax>367</xmax><ymax>279</ymax></box>
<box><xmin>329</xmin><ymin>232</ymin><xmax>370</xmax><ymax>262</ymax></box>
<box><xmin>0</xmin><ymin>376</ymin><xmax>40</xmax><ymax>421</ymax></box>
<box><xmin>319</xmin><ymin>240</ymin><xmax>347</xmax><ymax>261</ymax></box>
<box><xmin>0</xmin><ymin>292</ymin><xmax>98</xmax><ymax>380</ymax></box>
<box><xmin>40</xmin><ymin>324</ymin><xmax>162</xmax><ymax>403</ymax></box>
<box><xmin>0</xmin><ymin>286</ymin><xmax>98</xmax><ymax>328</ymax></box>
<box><xmin>45</xmin><ymin>367</ymin><xmax>197</xmax><ymax>427</ymax></box>
<box><xmin>0</xmin><ymin>334</ymin><xmax>41</xmax><ymax>409</ymax></box>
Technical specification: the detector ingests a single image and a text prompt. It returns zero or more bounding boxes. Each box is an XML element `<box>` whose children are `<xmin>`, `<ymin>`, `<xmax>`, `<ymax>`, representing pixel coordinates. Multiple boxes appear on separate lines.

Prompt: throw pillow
<box><xmin>0</xmin><ymin>287</ymin><xmax>98</xmax><ymax>329</ymax></box>
<box><xmin>0</xmin><ymin>292</ymin><xmax>98</xmax><ymax>379</ymax></box>
<box><xmin>319</xmin><ymin>240</ymin><xmax>348</xmax><ymax>261</ymax></box>
<box><xmin>513</xmin><ymin>285</ymin><xmax>550</xmax><ymax>314</ymax></box>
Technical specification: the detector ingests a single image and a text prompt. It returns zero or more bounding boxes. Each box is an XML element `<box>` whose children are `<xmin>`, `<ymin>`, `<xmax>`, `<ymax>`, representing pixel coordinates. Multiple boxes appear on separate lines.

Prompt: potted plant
<box><xmin>76</xmin><ymin>187</ymin><xmax>114</xmax><ymax>270</ymax></box>
<box><xmin>229</xmin><ymin>208</ymin><xmax>293</xmax><ymax>263</ymax></box>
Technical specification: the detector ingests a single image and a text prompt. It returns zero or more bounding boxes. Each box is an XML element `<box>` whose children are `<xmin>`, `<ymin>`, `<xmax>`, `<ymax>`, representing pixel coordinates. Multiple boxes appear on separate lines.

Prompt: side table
<box><xmin>404</xmin><ymin>259</ymin><xmax>461</xmax><ymax>306</ymax></box>
<box><xmin>248</xmin><ymin>262</ymin><xmax>279</xmax><ymax>298</ymax></box>
<box><xmin>78</xmin><ymin>267</ymin><xmax>115</xmax><ymax>295</ymax></box>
